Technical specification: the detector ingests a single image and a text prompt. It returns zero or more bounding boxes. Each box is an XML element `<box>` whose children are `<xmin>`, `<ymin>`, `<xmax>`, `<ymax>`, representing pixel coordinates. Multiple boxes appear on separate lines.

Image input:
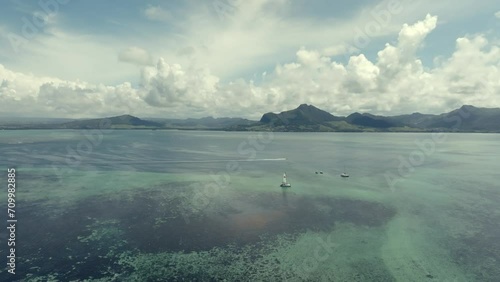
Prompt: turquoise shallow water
<box><xmin>0</xmin><ymin>130</ymin><xmax>499</xmax><ymax>281</ymax></box>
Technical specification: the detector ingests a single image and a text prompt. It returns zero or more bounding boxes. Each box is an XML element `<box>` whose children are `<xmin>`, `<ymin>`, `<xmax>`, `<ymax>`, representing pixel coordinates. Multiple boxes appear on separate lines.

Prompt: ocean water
<box><xmin>0</xmin><ymin>130</ymin><xmax>499</xmax><ymax>281</ymax></box>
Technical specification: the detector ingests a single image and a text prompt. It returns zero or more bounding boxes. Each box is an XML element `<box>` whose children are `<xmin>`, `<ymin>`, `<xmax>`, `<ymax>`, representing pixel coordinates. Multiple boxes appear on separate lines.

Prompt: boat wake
<box><xmin>87</xmin><ymin>158</ymin><xmax>287</xmax><ymax>164</ymax></box>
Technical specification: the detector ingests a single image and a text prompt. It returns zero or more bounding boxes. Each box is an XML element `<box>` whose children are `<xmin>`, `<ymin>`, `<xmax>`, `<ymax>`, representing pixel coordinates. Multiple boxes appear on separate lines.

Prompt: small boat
<box><xmin>341</xmin><ymin>166</ymin><xmax>349</xmax><ymax>178</ymax></box>
<box><xmin>280</xmin><ymin>172</ymin><xmax>291</xmax><ymax>187</ymax></box>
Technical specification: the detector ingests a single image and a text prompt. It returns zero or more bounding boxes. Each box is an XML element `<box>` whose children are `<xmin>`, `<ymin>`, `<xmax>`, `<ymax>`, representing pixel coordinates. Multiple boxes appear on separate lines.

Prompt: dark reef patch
<box><xmin>118</xmin><ymin>189</ymin><xmax>396</xmax><ymax>253</ymax></box>
<box><xmin>449</xmin><ymin>211</ymin><xmax>500</xmax><ymax>281</ymax></box>
<box><xmin>1</xmin><ymin>185</ymin><xmax>396</xmax><ymax>281</ymax></box>
<box><xmin>349</xmin><ymin>258</ymin><xmax>397</xmax><ymax>282</ymax></box>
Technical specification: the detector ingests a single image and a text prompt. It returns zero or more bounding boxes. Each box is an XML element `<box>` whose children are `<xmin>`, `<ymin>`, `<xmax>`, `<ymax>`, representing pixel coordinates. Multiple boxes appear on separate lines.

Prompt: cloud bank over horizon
<box><xmin>0</xmin><ymin>1</ymin><xmax>499</xmax><ymax>119</ymax></box>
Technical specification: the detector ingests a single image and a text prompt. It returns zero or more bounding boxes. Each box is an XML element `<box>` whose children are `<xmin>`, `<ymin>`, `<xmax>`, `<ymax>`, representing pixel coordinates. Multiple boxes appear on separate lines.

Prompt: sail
<box><xmin>282</xmin><ymin>173</ymin><xmax>287</xmax><ymax>183</ymax></box>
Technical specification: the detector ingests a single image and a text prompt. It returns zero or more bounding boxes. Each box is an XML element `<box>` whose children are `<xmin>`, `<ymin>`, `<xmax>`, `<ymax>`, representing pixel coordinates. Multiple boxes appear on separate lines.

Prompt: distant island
<box><xmin>2</xmin><ymin>104</ymin><xmax>500</xmax><ymax>132</ymax></box>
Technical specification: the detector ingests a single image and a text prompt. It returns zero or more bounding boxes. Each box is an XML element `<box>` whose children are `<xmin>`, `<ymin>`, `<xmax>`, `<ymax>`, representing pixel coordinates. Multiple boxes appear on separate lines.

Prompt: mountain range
<box><xmin>2</xmin><ymin>104</ymin><xmax>500</xmax><ymax>132</ymax></box>
<box><xmin>227</xmin><ymin>104</ymin><xmax>500</xmax><ymax>132</ymax></box>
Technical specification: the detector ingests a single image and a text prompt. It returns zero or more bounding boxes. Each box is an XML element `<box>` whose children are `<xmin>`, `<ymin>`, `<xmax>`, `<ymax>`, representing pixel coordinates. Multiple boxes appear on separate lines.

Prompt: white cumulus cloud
<box><xmin>0</xmin><ymin>64</ymin><xmax>145</xmax><ymax>118</ymax></box>
<box><xmin>118</xmin><ymin>47</ymin><xmax>154</xmax><ymax>66</ymax></box>
<box><xmin>0</xmin><ymin>14</ymin><xmax>499</xmax><ymax>119</ymax></box>
<box><xmin>140</xmin><ymin>58</ymin><xmax>219</xmax><ymax>110</ymax></box>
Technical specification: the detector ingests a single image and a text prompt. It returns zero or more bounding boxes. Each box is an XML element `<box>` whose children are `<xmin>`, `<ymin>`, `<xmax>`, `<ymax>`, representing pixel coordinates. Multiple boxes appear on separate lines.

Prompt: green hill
<box><xmin>59</xmin><ymin>115</ymin><xmax>162</xmax><ymax>129</ymax></box>
<box><xmin>238</xmin><ymin>104</ymin><xmax>500</xmax><ymax>132</ymax></box>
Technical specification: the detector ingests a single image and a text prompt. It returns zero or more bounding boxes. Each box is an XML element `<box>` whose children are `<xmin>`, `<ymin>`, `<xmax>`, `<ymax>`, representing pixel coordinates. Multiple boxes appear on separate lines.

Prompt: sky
<box><xmin>0</xmin><ymin>0</ymin><xmax>499</xmax><ymax>119</ymax></box>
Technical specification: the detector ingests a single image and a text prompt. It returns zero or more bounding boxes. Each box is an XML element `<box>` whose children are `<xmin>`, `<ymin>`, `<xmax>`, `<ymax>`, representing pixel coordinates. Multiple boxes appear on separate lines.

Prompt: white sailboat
<box><xmin>280</xmin><ymin>172</ymin><xmax>291</xmax><ymax>187</ymax></box>
<box><xmin>341</xmin><ymin>166</ymin><xmax>349</xmax><ymax>178</ymax></box>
